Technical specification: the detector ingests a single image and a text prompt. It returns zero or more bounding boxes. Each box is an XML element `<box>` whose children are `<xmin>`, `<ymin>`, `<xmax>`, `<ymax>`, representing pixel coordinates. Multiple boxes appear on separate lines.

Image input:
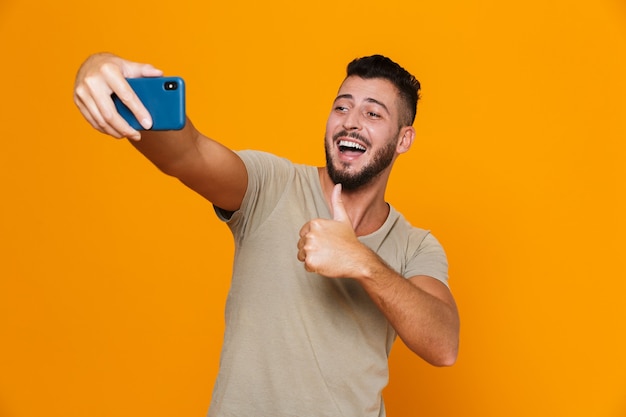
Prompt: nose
<box><xmin>343</xmin><ymin>110</ymin><xmax>361</xmax><ymax>131</ymax></box>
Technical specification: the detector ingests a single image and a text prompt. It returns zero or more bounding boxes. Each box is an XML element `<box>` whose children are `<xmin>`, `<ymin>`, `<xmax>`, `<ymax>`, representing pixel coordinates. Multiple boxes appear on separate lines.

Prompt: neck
<box><xmin>318</xmin><ymin>167</ymin><xmax>390</xmax><ymax>236</ymax></box>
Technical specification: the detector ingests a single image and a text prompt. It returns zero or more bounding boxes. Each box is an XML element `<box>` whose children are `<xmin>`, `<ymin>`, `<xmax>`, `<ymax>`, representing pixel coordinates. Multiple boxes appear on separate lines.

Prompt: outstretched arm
<box><xmin>297</xmin><ymin>184</ymin><xmax>459</xmax><ymax>366</ymax></box>
<box><xmin>73</xmin><ymin>53</ymin><xmax>247</xmax><ymax>211</ymax></box>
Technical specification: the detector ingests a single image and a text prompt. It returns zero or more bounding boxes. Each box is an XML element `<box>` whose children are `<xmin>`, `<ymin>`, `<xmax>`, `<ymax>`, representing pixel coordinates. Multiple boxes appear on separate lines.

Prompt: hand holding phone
<box><xmin>112</xmin><ymin>77</ymin><xmax>186</xmax><ymax>131</ymax></box>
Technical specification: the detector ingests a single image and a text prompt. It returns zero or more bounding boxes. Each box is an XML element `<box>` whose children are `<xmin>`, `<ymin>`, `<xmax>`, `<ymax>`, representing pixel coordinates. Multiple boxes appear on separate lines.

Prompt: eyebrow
<box><xmin>334</xmin><ymin>94</ymin><xmax>391</xmax><ymax>115</ymax></box>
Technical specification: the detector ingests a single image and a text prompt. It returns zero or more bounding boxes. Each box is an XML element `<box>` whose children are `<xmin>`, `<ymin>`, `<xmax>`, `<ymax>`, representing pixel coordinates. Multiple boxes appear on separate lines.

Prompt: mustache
<box><xmin>332</xmin><ymin>130</ymin><xmax>370</xmax><ymax>147</ymax></box>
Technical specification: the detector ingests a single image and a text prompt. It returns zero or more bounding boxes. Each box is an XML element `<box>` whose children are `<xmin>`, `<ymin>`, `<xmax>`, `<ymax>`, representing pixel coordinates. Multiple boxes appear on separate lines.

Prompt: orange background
<box><xmin>1</xmin><ymin>0</ymin><xmax>625</xmax><ymax>416</ymax></box>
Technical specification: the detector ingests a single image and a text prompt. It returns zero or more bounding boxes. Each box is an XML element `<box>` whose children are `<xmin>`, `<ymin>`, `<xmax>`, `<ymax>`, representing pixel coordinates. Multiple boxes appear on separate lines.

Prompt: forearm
<box><xmin>130</xmin><ymin>117</ymin><xmax>201</xmax><ymax>176</ymax></box>
<box><xmin>356</xmin><ymin>254</ymin><xmax>460</xmax><ymax>366</ymax></box>
<box><xmin>131</xmin><ymin>118</ymin><xmax>247</xmax><ymax>211</ymax></box>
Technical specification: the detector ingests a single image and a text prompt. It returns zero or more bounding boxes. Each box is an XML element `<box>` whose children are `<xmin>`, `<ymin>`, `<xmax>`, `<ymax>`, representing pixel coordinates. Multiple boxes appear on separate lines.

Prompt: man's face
<box><xmin>324</xmin><ymin>76</ymin><xmax>406</xmax><ymax>191</ymax></box>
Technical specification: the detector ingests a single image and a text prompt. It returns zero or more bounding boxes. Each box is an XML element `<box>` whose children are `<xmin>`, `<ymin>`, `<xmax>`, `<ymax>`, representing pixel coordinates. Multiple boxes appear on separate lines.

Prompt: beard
<box><xmin>325</xmin><ymin>130</ymin><xmax>398</xmax><ymax>191</ymax></box>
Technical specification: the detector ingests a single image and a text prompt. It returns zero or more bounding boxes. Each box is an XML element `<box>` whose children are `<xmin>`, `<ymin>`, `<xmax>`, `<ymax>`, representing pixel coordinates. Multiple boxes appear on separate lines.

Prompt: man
<box><xmin>74</xmin><ymin>53</ymin><xmax>460</xmax><ymax>416</ymax></box>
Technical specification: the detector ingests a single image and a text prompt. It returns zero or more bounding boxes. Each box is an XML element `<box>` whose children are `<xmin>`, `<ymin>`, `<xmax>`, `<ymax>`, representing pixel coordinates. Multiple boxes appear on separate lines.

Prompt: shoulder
<box><xmin>388</xmin><ymin>208</ymin><xmax>449</xmax><ymax>284</ymax></box>
<box><xmin>237</xmin><ymin>150</ymin><xmax>292</xmax><ymax>172</ymax></box>
<box><xmin>388</xmin><ymin>208</ymin><xmax>432</xmax><ymax>244</ymax></box>
<box><xmin>236</xmin><ymin>150</ymin><xmax>317</xmax><ymax>189</ymax></box>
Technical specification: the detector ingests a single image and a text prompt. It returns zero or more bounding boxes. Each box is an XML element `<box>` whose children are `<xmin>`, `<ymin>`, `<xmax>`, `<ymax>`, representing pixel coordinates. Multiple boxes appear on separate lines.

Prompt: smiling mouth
<box><xmin>338</xmin><ymin>139</ymin><xmax>366</xmax><ymax>154</ymax></box>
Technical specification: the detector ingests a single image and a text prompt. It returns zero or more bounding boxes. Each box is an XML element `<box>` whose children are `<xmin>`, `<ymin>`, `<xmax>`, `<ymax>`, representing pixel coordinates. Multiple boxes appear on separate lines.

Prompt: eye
<box><xmin>363</xmin><ymin>103</ymin><xmax>384</xmax><ymax>119</ymax></box>
<box><xmin>335</xmin><ymin>105</ymin><xmax>349</xmax><ymax>113</ymax></box>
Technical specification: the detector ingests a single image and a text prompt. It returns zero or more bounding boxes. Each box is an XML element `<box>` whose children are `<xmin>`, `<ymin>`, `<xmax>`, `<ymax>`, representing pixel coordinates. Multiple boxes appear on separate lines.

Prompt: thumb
<box><xmin>331</xmin><ymin>183</ymin><xmax>351</xmax><ymax>224</ymax></box>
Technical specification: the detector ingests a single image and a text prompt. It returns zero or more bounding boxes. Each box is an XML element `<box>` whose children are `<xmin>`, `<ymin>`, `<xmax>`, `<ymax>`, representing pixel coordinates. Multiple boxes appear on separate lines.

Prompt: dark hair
<box><xmin>346</xmin><ymin>55</ymin><xmax>421</xmax><ymax>126</ymax></box>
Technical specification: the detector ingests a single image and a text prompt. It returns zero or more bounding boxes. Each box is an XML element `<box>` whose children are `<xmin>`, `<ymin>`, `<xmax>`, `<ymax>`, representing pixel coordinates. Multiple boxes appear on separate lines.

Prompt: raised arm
<box><xmin>73</xmin><ymin>53</ymin><xmax>247</xmax><ymax>211</ymax></box>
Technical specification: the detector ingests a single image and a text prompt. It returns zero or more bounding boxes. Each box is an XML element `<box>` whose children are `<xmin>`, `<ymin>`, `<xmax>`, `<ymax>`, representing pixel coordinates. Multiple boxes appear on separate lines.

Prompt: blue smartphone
<box><xmin>112</xmin><ymin>77</ymin><xmax>185</xmax><ymax>130</ymax></box>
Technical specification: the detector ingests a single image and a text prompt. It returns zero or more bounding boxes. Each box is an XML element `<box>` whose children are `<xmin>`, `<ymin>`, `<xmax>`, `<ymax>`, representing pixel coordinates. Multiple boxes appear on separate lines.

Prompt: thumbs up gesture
<box><xmin>329</xmin><ymin>182</ymin><xmax>350</xmax><ymax>224</ymax></box>
<box><xmin>297</xmin><ymin>184</ymin><xmax>370</xmax><ymax>278</ymax></box>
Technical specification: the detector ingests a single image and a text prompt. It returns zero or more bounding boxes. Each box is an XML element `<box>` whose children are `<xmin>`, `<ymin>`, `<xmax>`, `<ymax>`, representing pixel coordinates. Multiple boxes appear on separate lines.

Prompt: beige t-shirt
<box><xmin>209</xmin><ymin>150</ymin><xmax>448</xmax><ymax>417</ymax></box>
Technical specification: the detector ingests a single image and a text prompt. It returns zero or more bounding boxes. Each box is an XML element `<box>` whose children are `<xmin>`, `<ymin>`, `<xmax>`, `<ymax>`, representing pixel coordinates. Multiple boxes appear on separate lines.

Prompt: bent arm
<box><xmin>297</xmin><ymin>185</ymin><xmax>460</xmax><ymax>365</ymax></box>
<box><xmin>74</xmin><ymin>53</ymin><xmax>247</xmax><ymax>211</ymax></box>
<box><xmin>301</xmin><ymin>232</ymin><xmax>460</xmax><ymax>366</ymax></box>
<box><xmin>356</xmin><ymin>259</ymin><xmax>460</xmax><ymax>367</ymax></box>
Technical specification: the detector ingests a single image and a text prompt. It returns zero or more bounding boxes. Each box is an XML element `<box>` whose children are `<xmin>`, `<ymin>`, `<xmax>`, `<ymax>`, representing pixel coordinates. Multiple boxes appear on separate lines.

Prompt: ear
<box><xmin>396</xmin><ymin>126</ymin><xmax>416</xmax><ymax>154</ymax></box>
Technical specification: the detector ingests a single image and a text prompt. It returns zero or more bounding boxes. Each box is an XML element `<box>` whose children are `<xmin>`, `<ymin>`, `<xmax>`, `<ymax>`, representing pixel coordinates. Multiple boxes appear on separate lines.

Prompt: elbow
<box><xmin>424</xmin><ymin>342</ymin><xmax>458</xmax><ymax>367</ymax></box>
<box><xmin>407</xmin><ymin>336</ymin><xmax>459</xmax><ymax>367</ymax></box>
<box><xmin>431</xmin><ymin>314</ymin><xmax>460</xmax><ymax>367</ymax></box>
<box><xmin>436</xmin><ymin>331</ymin><xmax>460</xmax><ymax>367</ymax></box>
<box><xmin>434</xmin><ymin>345</ymin><xmax>458</xmax><ymax>367</ymax></box>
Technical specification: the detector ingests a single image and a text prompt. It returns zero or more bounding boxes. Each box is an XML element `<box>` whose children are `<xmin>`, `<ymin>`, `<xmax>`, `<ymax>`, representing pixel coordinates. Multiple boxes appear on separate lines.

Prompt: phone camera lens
<box><xmin>164</xmin><ymin>81</ymin><xmax>178</xmax><ymax>91</ymax></box>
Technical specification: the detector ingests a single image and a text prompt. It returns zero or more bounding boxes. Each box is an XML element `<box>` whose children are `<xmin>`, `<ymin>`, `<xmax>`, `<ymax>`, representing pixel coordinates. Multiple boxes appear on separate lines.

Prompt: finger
<box><xmin>74</xmin><ymin>90</ymin><xmax>128</xmax><ymax>139</ymax></box>
<box><xmin>299</xmin><ymin>222</ymin><xmax>310</xmax><ymax>238</ymax></box>
<box><xmin>74</xmin><ymin>54</ymin><xmax>162</xmax><ymax>139</ymax></box>
<box><xmin>101</xmin><ymin>65</ymin><xmax>153</xmax><ymax>131</ymax></box>
<box><xmin>76</xmin><ymin>86</ymin><xmax>139</xmax><ymax>140</ymax></box>
<box><xmin>78</xmin><ymin>69</ymin><xmax>142</xmax><ymax>139</ymax></box>
<box><xmin>331</xmin><ymin>183</ymin><xmax>350</xmax><ymax>224</ymax></box>
<box><xmin>297</xmin><ymin>247</ymin><xmax>305</xmax><ymax>262</ymax></box>
<box><xmin>116</xmin><ymin>63</ymin><xmax>163</xmax><ymax>128</ymax></box>
<box><xmin>73</xmin><ymin>93</ymin><xmax>105</xmax><ymax>134</ymax></box>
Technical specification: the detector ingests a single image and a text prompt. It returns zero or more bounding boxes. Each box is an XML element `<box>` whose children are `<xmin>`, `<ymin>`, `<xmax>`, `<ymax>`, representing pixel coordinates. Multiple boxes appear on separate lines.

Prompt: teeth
<box><xmin>338</xmin><ymin>140</ymin><xmax>366</xmax><ymax>151</ymax></box>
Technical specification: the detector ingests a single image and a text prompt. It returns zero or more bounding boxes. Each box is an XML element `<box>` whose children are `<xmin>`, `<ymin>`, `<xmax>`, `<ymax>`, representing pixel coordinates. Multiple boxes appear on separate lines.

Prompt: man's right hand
<box><xmin>73</xmin><ymin>53</ymin><xmax>164</xmax><ymax>141</ymax></box>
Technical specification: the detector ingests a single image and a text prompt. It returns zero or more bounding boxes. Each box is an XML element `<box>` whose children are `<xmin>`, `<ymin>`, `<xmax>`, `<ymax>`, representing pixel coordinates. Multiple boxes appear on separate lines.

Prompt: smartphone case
<box><xmin>112</xmin><ymin>77</ymin><xmax>186</xmax><ymax>131</ymax></box>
